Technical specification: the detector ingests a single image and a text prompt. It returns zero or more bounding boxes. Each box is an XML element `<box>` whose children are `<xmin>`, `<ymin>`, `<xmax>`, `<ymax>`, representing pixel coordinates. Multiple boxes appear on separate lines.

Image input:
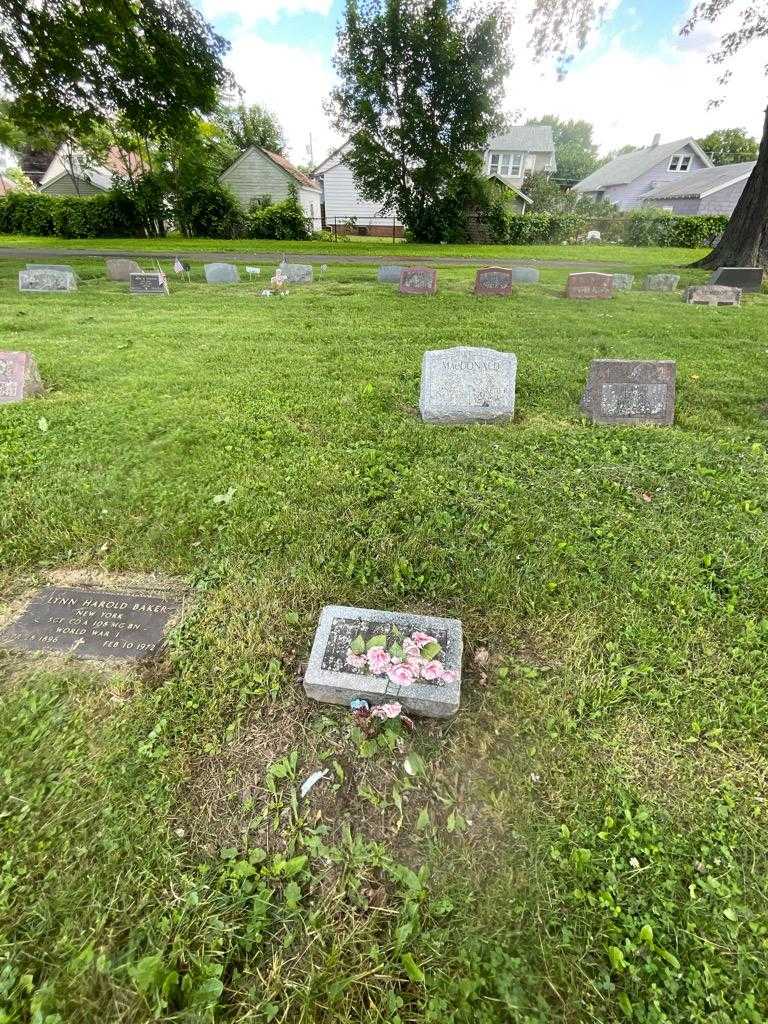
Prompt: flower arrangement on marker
<box><xmin>345</xmin><ymin>627</ymin><xmax>456</xmax><ymax>687</ymax></box>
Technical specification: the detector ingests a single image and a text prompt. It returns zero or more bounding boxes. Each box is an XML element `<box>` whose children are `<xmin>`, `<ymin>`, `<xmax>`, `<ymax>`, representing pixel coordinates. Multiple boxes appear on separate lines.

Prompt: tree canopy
<box><xmin>210</xmin><ymin>103</ymin><xmax>286</xmax><ymax>158</ymax></box>
<box><xmin>526</xmin><ymin>114</ymin><xmax>600</xmax><ymax>183</ymax></box>
<box><xmin>697</xmin><ymin>127</ymin><xmax>759</xmax><ymax>165</ymax></box>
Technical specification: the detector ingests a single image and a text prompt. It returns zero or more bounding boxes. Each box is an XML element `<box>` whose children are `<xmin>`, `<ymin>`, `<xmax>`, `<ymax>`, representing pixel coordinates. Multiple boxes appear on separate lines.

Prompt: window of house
<box><xmin>668</xmin><ymin>153</ymin><xmax>692</xmax><ymax>172</ymax></box>
<box><xmin>489</xmin><ymin>151</ymin><xmax>523</xmax><ymax>177</ymax></box>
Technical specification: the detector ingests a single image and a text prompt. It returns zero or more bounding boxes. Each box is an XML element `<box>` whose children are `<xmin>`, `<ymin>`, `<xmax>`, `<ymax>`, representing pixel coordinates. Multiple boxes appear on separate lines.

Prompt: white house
<box><xmin>312</xmin><ymin>142</ymin><xmax>400</xmax><ymax>235</ymax></box>
<box><xmin>219</xmin><ymin>146</ymin><xmax>322</xmax><ymax>229</ymax></box>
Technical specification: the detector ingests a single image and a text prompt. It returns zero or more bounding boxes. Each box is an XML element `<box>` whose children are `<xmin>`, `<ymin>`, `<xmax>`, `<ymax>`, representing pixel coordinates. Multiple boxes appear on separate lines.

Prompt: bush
<box><xmin>0</xmin><ymin>190</ymin><xmax>143</xmax><ymax>237</ymax></box>
<box><xmin>504</xmin><ymin>212</ymin><xmax>587</xmax><ymax>245</ymax></box>
<box><xmin>174</xmin><ymin>182</ymin><xmax>245</xmax><ymax>238</ymax></box>
<box><xmin>624</xmin><ymin>208</ymin><xmax>728</xmax><ymax>247</ymax></box>
<box><xmin>245</xmin><ymin>192</ymin><xmax>311</xmax><ymax>240</ymax></box>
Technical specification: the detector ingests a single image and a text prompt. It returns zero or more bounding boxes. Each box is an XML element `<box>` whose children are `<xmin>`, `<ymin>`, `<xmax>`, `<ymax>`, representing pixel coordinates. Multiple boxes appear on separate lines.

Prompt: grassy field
<box><xmin>0</xmin><ymin>231</ymin><xmax>711</xmax><ymax>269</ymax></box>
<box><xmin>1</xmin><ymin>252</ymin><xmax>767</xmax><ymax>1024</ymax></box>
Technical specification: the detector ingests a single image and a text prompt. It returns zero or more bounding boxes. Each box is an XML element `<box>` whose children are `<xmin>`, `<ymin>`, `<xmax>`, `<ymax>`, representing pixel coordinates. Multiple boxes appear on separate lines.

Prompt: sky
<box><xmin>194</xmin><ymin>0</ymin><xmax>767</xmax><ymax>166</ymax></box>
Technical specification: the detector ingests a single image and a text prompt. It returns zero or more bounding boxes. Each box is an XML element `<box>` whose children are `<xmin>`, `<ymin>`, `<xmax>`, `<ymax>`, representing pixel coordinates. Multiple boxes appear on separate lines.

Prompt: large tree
<box><xmin>330</xmin><ymin>0</ymin><xmax>511</xmax><ymax>241</ymax></box>
<box><xmin>530</xmin><ymin>0</ymin><xmax>768</xmax><ymax>268</ymax></box>
<box><xmin>526</xmin><ymin>114</ymin><xmax>599</xmax><ymax>183</ymax></box>
<box><xmin>697</xmin><ymin>127</ymin><xmax>759</xmax><ymax>165</ymax></box>
<box><xmin>210</xmin><ymin>103</ymin><xmax>286</xmax><ymax>158</ymax></box>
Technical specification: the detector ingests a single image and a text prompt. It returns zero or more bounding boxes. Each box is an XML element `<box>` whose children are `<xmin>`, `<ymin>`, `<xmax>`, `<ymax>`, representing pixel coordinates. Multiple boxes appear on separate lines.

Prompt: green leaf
<box><xmin>416</xmin><ymin>808</ymin><xmax>430</xmax><ymax>831</ymax></box>
<box><xmin>657</xmin><ymin>946</ymin><xmax>680</xmax><ymax>970</ymax></box>
<box><xmin>420</xmin><ymin>641</ymin><xmax>442</xmax><ymax>660</ymax></box>
<box><xmin>723</xmin><ymin>907</ymin><xmax>738</xmax><ymax>922</ymax></box>
<box><xmin>617</xmin><ymin>992</ymin><xmax>633</xmax><ymax>1019</ymax></box>
<box><xmin>283</xmin><ymin>855</ymin><xmax>307</xmax><ymax>877</ymax></box>
<box><xmin>389</xmin><ymin>641</ymin><xmax>404</xmax><ymax>659</ymax></box>
<box><xmin>404</xmin><ymin>753</ymin><xmax>425</xmax><ymax>777</ymax></box>
<box><xmin>607</xmin><ymin>946</ymin><xmax>626</xmax><ymax>972</ymax></box>
<box><xmin>639</xmin><ymin>924</ymin><xmax>654</xmax><ymax>945</ymax></box>
<box><xmin>129</xmin><ymin>955</ymin><xmax>165</xmax><ymax>993</ymax></box>
<box><xmin>366</xmin><ymin>634</ymin><xmax>387</xmax><ymax>650</ymax></box>
<box><xmin>400</xmin><ymin>953</ymin><xmax>425</xmax><ymax>984</ymax></box>
<box><xmin>189</xmin><ymin>977</ymin><xmax>223</xmax><ymax>1007</ymax></box>
<box><xmin>350</xmin><ymin>634</ymin><xmax>366</xmax><ymax>655</ymax></box>
<box><xmin>284</xmin><ymin>881</ymin><xmax>301</xmax><ymax>909</ymax></box>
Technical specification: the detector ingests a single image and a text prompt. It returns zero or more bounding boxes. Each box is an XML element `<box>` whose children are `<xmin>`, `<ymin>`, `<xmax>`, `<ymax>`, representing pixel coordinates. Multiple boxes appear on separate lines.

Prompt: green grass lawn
<box><xmin>1</xmin><ymin>254</ymin><xmax>767</xmax><ymax>1023</ymax></box>
<box><xmin>0</xmin><ymin>231</ymin><xmax>711</xmax><ymax>270</ymax></box>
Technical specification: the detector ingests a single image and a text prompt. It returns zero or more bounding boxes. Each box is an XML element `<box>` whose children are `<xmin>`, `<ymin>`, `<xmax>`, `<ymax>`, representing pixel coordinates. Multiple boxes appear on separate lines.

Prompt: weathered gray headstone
<box><xmin>581</xmin><ymin>359</ymin><xmax>676</xmax><ymax>426</ymax></box>
<box><xmin>510</xmin><ymin>267</ymin><xmax>540</xmax><ymax>284</ymax></box>
<box><xmin>419</xmin><ymin>345</ymin><xmax>517</xmax><ymax>424</ymax></box>
<box><xmin>19</xmin><ymin>268</ymin><xmax>76</xmax><ymax>293</ymax></box>
<box><xmin>204</xmin><ymin>262</ymin><xmax>239</xmax><ymax>284</ymax></box>
<box><xmin>26</xmin><ymin>263</ymin><xmax>76</xmax><ymax>275</ymax></box>
<box><xmin>399</xmin><ymin>267</ymin><xmax>437</xmax><ymax>295</ymax></box>
<box><xmin>130</xmin><ymin>271</ymin><xmax>169</xmax><ymax>295</ymax></box>
<box><xmin>709</xmin><ymin>267</ymin><xmax>763</xmax><ymax>293</ymax></box>
<box><xmin>566</xmin><ymin>272</ymin><xmax>613</xmax><ymax>299</ymax></box>
<box><xmin>685</xmin><ymin>284</ymin><xmax>741</xmax><ymax>306</ymax></box>
<box><xmin>304</xmin><ymin>604</ymin><xmax>462</xmax><ymax>718</ymax></box>
<box><xmin>0</xmin><ymin>351</ymin><xmax>44</xmax><ymax>404</ymax></box>
<box><xmin>645</xmin><ymin>274</ymin><xmax>680</xmax><ymax>292</ymax></box>
<box><xmin>612</xmin><ymin>274</ymin><xmax>635</xmax><ymax>292</ymax></box>
<box><xmin>474</xmin><ymin>267</ymin><xmax>514</xmax><ymax>296</ymax></box>
<box><xmin>279</xmin><ymin>262</ymin><xmax>313</xmax><ymax>284</ymax></box>
<box><xmin>105</xmin><ymin>257</ymin><xmax>142</xmax><ymax>282</ymax></box>
<box><xmin>0</xmin><ymin>586</ymin><xmax>181</xmax><ymax>661</ymax></box>
<box><xmin>378</xmin><ymin>265</ymin><xmax>404</xmax><ymax>283</ymax></box>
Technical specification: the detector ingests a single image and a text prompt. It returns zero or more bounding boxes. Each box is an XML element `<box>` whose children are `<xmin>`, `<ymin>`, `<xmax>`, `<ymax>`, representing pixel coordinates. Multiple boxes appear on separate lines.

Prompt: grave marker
<box><xmin>645</xmin><ymin>274</ymin><xmax>680</xmax><ymax>292</ymax></box>
<box><xmin>0</xmin><ymin>586</ymin><xmax>181</xmax><ymax>661</ymax></box>
<box><xmin>474</xmin><ymin>267</ymin><xmax>514</xmax><ymax>296</ymax></box>
<box><xmin>130</xmin><ymin>271</ymin><xmax>169</xmax><ymax>295</ymax></box>
<box><xmin>612</xmin><ymin>273</ymin><xmax>635</xmax><ymax>291</ymax></box>
<box><xmin>419</xmin><ymin>345</ymin><xmax>517</xmax><ymax>424</ymax></box>
<box><xmin>581</xmin><ymin>359</ymin><xmax>676</xmax><ymax>426</ymax></box>
<box><xmin>399</xmin><ymin>267</ymin><xmax>437</xmax><ymax>295</ymax></box>
<box><xmin>510</xmin><ymin>267</ymin><xmax>540</xmax><ymax>284</ymax></box>
<box><xmin>26</xmin><ymin>263</ymin><xmax>76</xmax><ymax>275</ymax></box>
<box><xmin>0</xmin><ymin>351</ymin><xmax>44</xmax><ymax>404</ymax></box>
<box><xmin>685</xmin><ymin>284</ymin><xmax>741</xmax><ymax>306</ymax></box>
<box><xmin>204</xmin><ymin>262</ymin><xmax>240</xmax><ymax>284</ymax></box>
<box><xmin>19</xmin><ymin>268</ymin><xmax>76</xmax><ymax>293</ymax></box>
<box><xmin>709</xmin><ymin>267</ymin><xmax>763</xmax><ymax>293</ymax></box>
<box><xmin>279</xmin><ymin>263</ymin><xmax>314</xmax><ymax>284</ymax></box>
<box><xmin>304</xmin><ymin>604</ymin><xmax>462</xmax><ymax>718</ymax></box>
<box><xmin>377</xmin><ymin>265</ymin><xmax>405</xmax><ymax>284</ymax></box>
<box><xmin>566</xmin><ymin>272</ymin><xmax>614</xmax><ymax>299</ymax></box>
<box><xmin>105</xmin><ymin>257</ymin><xmax>141</xmax><ymax>282</ymax></box>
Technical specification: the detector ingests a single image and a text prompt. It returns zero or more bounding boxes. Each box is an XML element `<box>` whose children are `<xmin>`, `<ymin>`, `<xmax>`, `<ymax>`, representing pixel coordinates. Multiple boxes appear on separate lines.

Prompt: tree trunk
<box><xmin>693</xmin><ymin>104</ymin><xmax>768</xmax><ymax>269</ymax></box>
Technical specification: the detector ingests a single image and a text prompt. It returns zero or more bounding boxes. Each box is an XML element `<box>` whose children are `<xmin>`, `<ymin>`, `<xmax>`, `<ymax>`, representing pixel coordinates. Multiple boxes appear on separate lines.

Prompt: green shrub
<box><xmin>0</xmin><ymin>190</ymin><xmax>142</xmax><ymax>237</ymax></box>
<box><xmin>245</xmin><ymin>191</ymin><xmax>311</xmax><ymax>240</ymax></box>
<box><xmin>624</xmin><ymin>208</ymin><xmax>728</xmax><ymax>247</ymax></box>
<box><xmin>174</xmin><ymin>182</ymin><xmax>245</xmax><ymax>238</ymax></box>
<box><xmin>505</xmin><ymin>212</ymin><xmax>587</xmax><ymax>244</ymax></box>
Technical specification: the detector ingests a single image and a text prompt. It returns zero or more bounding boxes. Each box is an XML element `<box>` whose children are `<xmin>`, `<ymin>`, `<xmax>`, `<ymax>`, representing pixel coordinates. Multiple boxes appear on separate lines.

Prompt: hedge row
<box><xmin>622</xmin><ymin>210</ymin><xmax>729</xmax><ymax>247</ymax></box>
<box><xmin>0</xmin><ymin>190</ymin><xmax>143</xmax><ymax>237</ymax></box>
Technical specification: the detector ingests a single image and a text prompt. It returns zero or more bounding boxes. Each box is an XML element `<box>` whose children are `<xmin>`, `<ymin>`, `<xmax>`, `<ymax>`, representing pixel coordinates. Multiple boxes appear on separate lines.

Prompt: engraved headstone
<box><xmin>377</xmin><ymin>265</ymin><xmax>405</xmax><ymax>283</ymax></box>
<box><xmin>645</xmin><ymin>274</ymin><xmax>680</xmax><ymax>292</ymax></box>
<box><xmin>130</xmin><ymin>271</ymin><xmax>169</xmax><ymax>295</ymax></box>
<box><xmin>419</xmin><ymin>345</ymin><xmax>517</xmax><ymax>424</ymax></box>
<box><xmin>204</xmin><ymin>262</ymin><xmax>240</xmax><ymax>284</ymax></box>
<box><xmin>304</xmin><ymin>604</ymin><xmax>462</xmax><ymax>718</ymax></box>
<box><xmin>105</xmin><ymin>257</ymin><xmax>142</xmax><ymax>282</ymax></box>
<box><xmin>510</xmin><ymin>267</ymin><xmax>540</xmax><ymax>284</ymax></box>
<box><xmin>612</xmin><ymin>273</ymin><xmax>635</xmax><ymax>291</ymax></box>
<box><xmin>278</xmin><ymin>262</ymin><xmax>313</xmax><ymax>284</ymax></box>
<box><xmin>685</xmin><ymin>284</ymin><xmax>741</xmax><ymax>306</ymax></box>
<box><xmin>474</xmin><ymin>267</ymin><xmax>514</xmax><ymax>296</ymax></box>
<box><xmin>19</xmin><ymin>268</ymin><xmax>76</xmax><ymax>293</ymax></box>
<box><xmin>26</xmin><ymin>263</ymin><xmax>76</xmax><ymax>275</ymax></box>
<box><xmin>566</xmin><ymin>272</ymin><xmax>614</xmax><ymax>299</ymax></box>
<box><xmin>399</xmin><ymin>267</ymin><xmax>437</xmax><ymax>295</ymax></box>
<box><xmin>709</xmin><ymin>267</ymin><xmax>763</xmax><ymax>293</ymax></box>
<box><xmin>0</xmin><ymin>586</ymin><xmax>181</xmax><ymax>661</ymax></box>
<box><xmin>581</xmin><ymin>359</ymin><xmax>676</xmax><ymax>426</ymax></box>
<box><xmin>0</xmin><ymin>351</ymin><xmax>44</xmax><ymax>405</ymax></box>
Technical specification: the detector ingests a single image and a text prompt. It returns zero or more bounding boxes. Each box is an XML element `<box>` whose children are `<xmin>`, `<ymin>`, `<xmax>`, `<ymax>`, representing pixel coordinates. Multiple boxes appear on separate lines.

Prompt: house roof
<box><xmin>642</xmin><ymin>161</ymin><xmax>756</xmax><ymax>200</ymax></box>
<box><xmin>312</xmin><ymin>141</ymin><xmax>350</xmax><ymax>177</ymax></box>
<box><xmin>574</xmin><ymin>137</ymin><xmax>714</xmax><ymax>192</ymax></box>
<box><xmin>485</xmin><ymin>126</ymin><xmax>555</xmax><ymax>153</ymax></box>
<box><xmin>224</xmin><ymin>146</ymin><xmax>320</xmax><ymax>191</ymax></box>
<box><xmin>39</xmin><ymin>168</ymin><xmax>110</xmax><ymax>193</ymax></box>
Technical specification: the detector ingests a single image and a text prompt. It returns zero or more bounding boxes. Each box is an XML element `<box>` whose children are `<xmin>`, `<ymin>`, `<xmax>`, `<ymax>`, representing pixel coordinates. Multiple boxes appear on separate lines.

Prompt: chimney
<box><xmin>651</xmin><ymin>133</ymin><xmax>661</xmax><ymax>148</ymax></box>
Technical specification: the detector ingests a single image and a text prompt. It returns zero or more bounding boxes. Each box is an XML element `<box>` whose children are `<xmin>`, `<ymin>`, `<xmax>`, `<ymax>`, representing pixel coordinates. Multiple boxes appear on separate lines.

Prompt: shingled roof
<box><xmin>642</xmin><ymin>161</ymin><xmax>756</xmax><ymax>199</ymax></box>
<box><xmin>574</xmin><ymin>137</ymin><xmax>713</xmax><ymax>192</ymax></box>
<box><xmin>258</xmin><ymin>148</ymin><xmax>320</xmax><ymax>191</ymax></box>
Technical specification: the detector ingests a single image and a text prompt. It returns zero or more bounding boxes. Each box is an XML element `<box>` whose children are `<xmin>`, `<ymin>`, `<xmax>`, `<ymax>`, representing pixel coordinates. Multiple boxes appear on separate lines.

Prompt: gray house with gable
<box><xmin>574</xmin><ymin>135</ymin><xmax>713</xmax><ymax>211</ymax></box>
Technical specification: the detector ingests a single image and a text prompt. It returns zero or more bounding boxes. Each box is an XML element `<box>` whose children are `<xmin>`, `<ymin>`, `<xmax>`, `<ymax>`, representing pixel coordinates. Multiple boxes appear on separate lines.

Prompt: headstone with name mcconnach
<box><xmin>419</xmin><ymin>345</ymin><xmax>517</xmax><ymax>424</ymax></box>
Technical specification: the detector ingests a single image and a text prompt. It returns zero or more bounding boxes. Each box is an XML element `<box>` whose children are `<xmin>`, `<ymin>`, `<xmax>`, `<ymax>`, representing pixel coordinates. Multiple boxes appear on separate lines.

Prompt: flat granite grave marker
<box><xmin>0</xmin><ymin>586</ymin><xmax>181</xmax><ymax>661</ymax></box>
<box><xmin>0</xmin><ymin>351</ymin><xmax>44</xmax><ymax>404</ymax></box>
<box><xmin>204</xmin><ymin>262</ymin><xmax>240</xmax><ymax>284</ymax></box>
<box><xmin>566</xmin><ymin>272</ymin><xmax>614</xmax><ymax>299</ymax></box>
<box><xmin>19</xmin><ymin>267</ymin><xmax>76</xmax><ymax>293</ymax></box>
<box><xmin>399</xmin><ymin>267</ymin><xmax>437</xmax><ymax>295</ymax></box>
<box><xmin>709</xmin><ymin>266</ymin><xmax>763</xmax><ymax>293</ymax></box>
<box><xmin>26</xmin><ymin>263</ymin><xmax>76</xmax><ymax>275</ymax></box>
<box><xmin>130</xmin><ymin>271</ymin><xmax>169</xmax><ymax>295</ymax></box>
<box><xmin>279</xmin><ymin>263</ymin><xmax>314</xmax><ymax>284</ymax></box>
<box><xmin>581</xmin><ymin>359</ymin><xmax>676</xmax><ymax>426</ymax></box>
<box><xmin>419</xmin><ymin>345</ymin><xmax>517</xmax><ymax>424</ymax></box>
<box><xmin>612</xmin><ymin>273</ymin><xmax>635</xmax><ymax>291</ymax></box>
<box><xmin>474</xmin><ymin>267</ymin><xmax>514</xmax><ymax>296</ymax></box>
<box><xmin>510</xmin><ymin>267</ymin><xmax>540</xmax><ymax>284</ymax></box>
<box><xmin>685</xmin><ymin>284</ymin><xmax>741</xmax><ymax>306</ymax></box>
<box><xmin>106</xmin><ymin>257</ymin><xmax>142</xmax><ymax>282</ymax></box>
<box><xmin>377</xmin><ymin>265</ymin><xmax>405</xmax><ymax>283</ymax></box>
<box><xmin>645</xmin><ymin>274</ymin><xmax>680</xmax><ymax>292</ymax></box>
<box><xmin>304</xmin><ymin>604</ymin><xmax>462</xmax><ymax>718</ymax></box>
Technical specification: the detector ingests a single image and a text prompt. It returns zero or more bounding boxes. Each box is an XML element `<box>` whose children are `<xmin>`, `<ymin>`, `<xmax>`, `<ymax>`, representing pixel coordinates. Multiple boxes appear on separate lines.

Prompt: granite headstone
<box><xmin>566</xmin><ymin>272</ymin><xmax>614</xmax><ymax>299</ymax></box>
<box><xmin>645</xmin><ymin>274</ymin><xmax>680</xmax><ymax>292</ymax></box>
<box><xmin>26</xmin><ymin>263</ymin><xmax>76</xmax><ymax>275</ymax></box>
<box><xmin>419</xmin><ymin>345</ymin><xmax>517</xmax><ymax>424</ymax></box>
<box><xmin>377</xmin><ymin>265</ymin><xmax>405</xmax><ymax>284</ymax></box>
<box><xmin>106</xmin><ymin>257</ymin><xmax>142</xmax><ymax>282</ymax></box>
<box><xmin>279</xmin><ymin>263</ymin><xmax>314</xmax><ymax>284</ymax></box>
<box><xmin>0</xmin><ymin>351</ymin><xmax>44</xmax><ymax>405</ymax></box>
<box><xmin>304</xmin><ymin>604</ymin><xmax>462</xmax><ymax>718</ymax></box>
<box><xmin>474</xmin><ymin>267</ymin><xmax>514</xmax><ymax>296</ymax></box>
<box><xmin>581</xmin><ymin>359</ymin><xmax>676</xmax><ymax>426</ymax></box>
<box><xmin>510</xmin><ymin>267</ymin><xmax>540</xmax><ymax>284</ymax></box>
<box><xmin>612</xmin><ymin>274</ymin><xmax>635</xmax><ymax>291</ymax></box>
<box><xmin>0</xmin><ymin>586</ymin><xmax>181</xmax><ymax>661</ymax></box>
<box><xmin>399</xmin><ymin>267</ymin><xmax>437</xmax><ymax>295</ymax></box>
<box><xmin>709</xmin><ymin>267</ymin><xmax>763</xmax><ymax>293</ymax></box>
<box><xmin>130</xmin><ymin>271</ymin><xmax>169</xmax><ymax>295</ymax></box>
<box><xmin>19</xmin><ymin>268</ymin><xmax>76</xmax><ymax>293</ymax></box>
<box><xmin>685</xmin><ymin>284</ymin><xmax>741</xmax><ymax>306</ymax></box>
<box><xmin>204</xmin><ymin>262</ymin><xmax>240</xmax><ymax>284</ymax></box>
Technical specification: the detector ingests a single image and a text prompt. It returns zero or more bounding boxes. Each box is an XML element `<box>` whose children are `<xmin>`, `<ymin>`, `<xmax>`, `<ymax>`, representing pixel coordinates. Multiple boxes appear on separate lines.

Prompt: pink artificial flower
<box><xmin>440</xmin><ymin>669</ymin><xmax>457</xmax><ymax>685</ymax></box>
<box><xmin>371</xmin><ymin>702</ymin><xmax>402</xmax><ymax>720</ymax></box>
<box><xmin>411</xmin><ymin>632</ymin><xmax>437</xmax><ymax>649</ymax></box>
<box><xmin>345</xmin><ymin>651</ymin><xmax>368</xmax><ymax>669</ymax></box>
<box><xmin>387</xmin><ymin>663</ymin><xmax>415</xmax><ymax>687</ymax></box>
<box><xmin>420</xmin><ymin>659</ymin><xmax>443</xmax><ymax>681</ymax></box>
<box><xmin>403</xmin><ymin>637</ymin><xmax>421</xmax><ymax>657</ymax></box>
<box><xmin>406</xmin><ymin>655</ymin><xmax>424</xmax><ymax>673</ymax></box>
<box><xmin>366</xmin><ymin>646</ymin><xmax>391</xmax><ymax>675</ymax></box>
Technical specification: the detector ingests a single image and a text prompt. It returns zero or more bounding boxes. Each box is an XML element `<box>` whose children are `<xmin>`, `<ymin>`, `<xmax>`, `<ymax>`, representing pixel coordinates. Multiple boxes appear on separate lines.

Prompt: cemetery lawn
<box><xmin>1</xmin><ymin>254</ymin><xmax>767</xmax><ymax>1024</ymax></box>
